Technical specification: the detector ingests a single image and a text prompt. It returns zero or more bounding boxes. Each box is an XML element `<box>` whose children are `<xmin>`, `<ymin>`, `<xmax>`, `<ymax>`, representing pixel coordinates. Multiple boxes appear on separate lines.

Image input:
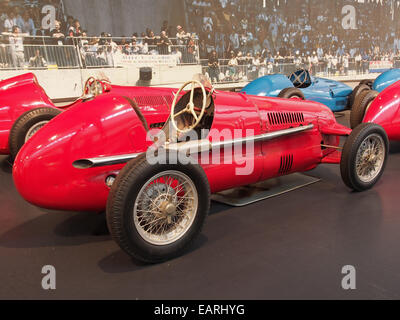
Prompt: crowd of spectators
<box><xmin>0</xmin><ymin>0</ymin><xmax>200</xmax><ymax>68</ymax></box>
<box><xmin>186</xmin><ymin>0</ymin><xmax>400</xmax><ymax>81</ymax></box>
<box><xmin>0</xmin><ymin>0</ymin><xmax>64</xmax><ymax>36</ymax></box>
<box><xmin>0</xmin><ymin>0</ymin><xmax>75</xmax><ymax>68</ymax></box>
<box><xmin>77</xmin><ymin>24</ymin><xmax>199</xmax><ymax>67</ymax></box>
<box><xmin>205</xmin><ymin>48</ymin><xmax>400</xmax><ymax>83</ymax></box>
<box><xmin>2</xmin><ymin>0</ymin><xmax>400</xmax><ymax>79</ymax></box>
<box><xmin>188</xmin><ymin>0</ymin><xmax>400</xmax><ymax>57</ymax></box>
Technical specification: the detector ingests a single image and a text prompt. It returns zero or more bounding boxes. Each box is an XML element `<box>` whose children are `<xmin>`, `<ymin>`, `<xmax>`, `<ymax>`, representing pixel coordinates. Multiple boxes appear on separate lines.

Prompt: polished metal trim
<box><xmin>166</xmin><ymin>124</ymin><xmax>314</xmax><ymax>153</ymax></box>
<box><xmin>212</xmin><ymin>124</ymin><xmax>314</xmax><ymax>148</ymax></box>
<box><xmin>73</xmin><ymin>153</ymin><xmax>141</xmax><ymax>169</ymax></box>
<box><xmin>73</xmin><ymin>124</ymin><xmax>314</xmax><ymax>169</ymax></box>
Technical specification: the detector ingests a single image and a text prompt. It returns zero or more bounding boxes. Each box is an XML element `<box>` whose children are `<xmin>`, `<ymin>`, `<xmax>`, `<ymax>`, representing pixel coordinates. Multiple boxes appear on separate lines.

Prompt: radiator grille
<box><xmin>279</xmin><ymin>154</ymin><xmax>294</xmax><ymax>174</ymax></box>
<box><xmin>164</xmin><ymin>95</ymin><xmax>173</xmax><ymax>106</ymax></box>
<box><xmin>268</xmin><ymin>112</ymin><xmax>304</xmax><ymax>126</ymax></box>
<box><xmin>134</xmin><ymin>95</ymin><xmax>173</xmax><ymax>106</ymax></box>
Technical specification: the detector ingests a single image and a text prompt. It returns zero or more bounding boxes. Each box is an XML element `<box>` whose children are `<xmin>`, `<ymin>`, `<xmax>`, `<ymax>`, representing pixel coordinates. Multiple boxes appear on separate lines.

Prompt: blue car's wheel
<box><xmin>348</xmin><ymin>84</ymin><xmax>371</xmax><ymax>109</ymax></box>
<box><xmin>278</xmin><ymin>88</ymin><xmax>305</xmax><ymax>100</ymax></box>
<box><xmin>359</xmin><ymin>79</ymin><xmax>374</xmax><ymax>88</ymax></box>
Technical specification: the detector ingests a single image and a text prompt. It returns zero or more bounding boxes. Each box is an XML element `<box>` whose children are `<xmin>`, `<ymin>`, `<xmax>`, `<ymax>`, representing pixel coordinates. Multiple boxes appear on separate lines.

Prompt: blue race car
<box><xmin>241</xmin><ymin>69</ymin><xmax>354</xmax><ymax>112</ymax></box>
<box><xmin>364</xmin><ymin>68</ymin><xmax>400</xmax><ymax>92</ymax></box>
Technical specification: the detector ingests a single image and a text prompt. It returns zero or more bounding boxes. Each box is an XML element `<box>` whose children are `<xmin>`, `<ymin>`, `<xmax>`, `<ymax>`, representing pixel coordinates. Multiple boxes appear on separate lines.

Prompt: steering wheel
<box><xmin>170</xmin><ymin>80</ymin><xmax>207</xmax><ymax>134</ymax></box>
<box><xmin>83</xmin><ymin>77</ymin><xmax>101</xmax><ymax>97</ymax></box>
<box><xmin>289</xmin><ymin>69</ymin><xmax>309</xmax><ymax>88</ymax></box>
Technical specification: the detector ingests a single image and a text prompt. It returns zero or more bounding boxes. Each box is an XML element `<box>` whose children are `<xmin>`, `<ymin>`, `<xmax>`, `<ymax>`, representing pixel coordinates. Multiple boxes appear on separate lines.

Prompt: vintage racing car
<box><xmin>13</xmin><ymin>78</ymin><xmax>389</xmax><ymax>263</ymax></box>
<box><xmin>357</xmin><ymin>68</ymin><xmax>400</xmax><ymax>93</ymax></box>
<box><xmin>0</xmin><ymin>73</ymin><xmax>176</xmax><ymax>159</ymax></box>
<box><xmin>350</xmin><ymin>69</ymin><xmax>400</xmax><ymax>129</ymax></box>
<box><xmin>240</xmin><ymin>69</ymin><xmax>354</xmax><ymax>112</ymax></box>
<box><xmin>350</xmin><ymin>79</ymin><xmax>400</xmax><ymax>141</ymax></box>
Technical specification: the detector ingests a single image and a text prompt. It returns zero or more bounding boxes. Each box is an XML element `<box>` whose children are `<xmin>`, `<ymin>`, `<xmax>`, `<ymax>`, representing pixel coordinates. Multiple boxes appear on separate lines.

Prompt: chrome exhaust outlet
<box><xmin>73</xmin><ymin>153</ymin><xmax>141</xmax><ymax>169</ymax></box>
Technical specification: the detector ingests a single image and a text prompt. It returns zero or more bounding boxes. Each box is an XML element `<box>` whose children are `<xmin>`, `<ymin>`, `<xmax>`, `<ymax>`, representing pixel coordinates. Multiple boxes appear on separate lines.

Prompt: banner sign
<box><xmin>117</xmin><ymin>54</ymin><xmax>178</xmax><ymax>67</ymax></box>
<box><xmin>369</xmin><ymin>61</ymin><xmax>394</xmax><ymax>73</ymax></box>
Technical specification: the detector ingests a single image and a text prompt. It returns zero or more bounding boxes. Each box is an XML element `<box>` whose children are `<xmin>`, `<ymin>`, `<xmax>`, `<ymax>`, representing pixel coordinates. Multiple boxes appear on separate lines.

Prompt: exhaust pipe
<box><xmin>73</xmin><ymin>153</ymin><xmax>141</xmax><ymax>169</ymax></box>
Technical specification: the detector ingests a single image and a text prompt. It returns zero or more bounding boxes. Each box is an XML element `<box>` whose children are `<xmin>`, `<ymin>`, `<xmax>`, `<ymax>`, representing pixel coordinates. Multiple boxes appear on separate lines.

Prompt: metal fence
<box><xmin>1</xmin><ymin>34</ymin><xmax>400</xmax><ymax>86</ymax></box>
<box><xmin>201</xmin><ymin>59</ymin><xmax>400</xmax><ymax>84</ymax></box>
<box><xmin>0</xmin><ymin>44</ymin><xmax>80</xmax><ymax>69</ymax></box>
<box><xmin>0</xmin><ymin>35</ymin><xmax>200</xmax><ymax>69</ymax></box>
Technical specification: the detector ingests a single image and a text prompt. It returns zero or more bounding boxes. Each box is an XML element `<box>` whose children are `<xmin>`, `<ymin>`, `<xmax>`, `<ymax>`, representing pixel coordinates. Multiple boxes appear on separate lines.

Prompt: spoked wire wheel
<box><xmin>106</xmin><ymin>154</ymin><xmax>210</xmax><ymax>263</ymax></box>
<box><xmin>355</xmin><ymin>134</ymin><xmax>385</xmax><ymax>184</ymax></box>
<box><xmin>134</xmin><ymin>171</ymin><xmax>198</xmax><ymax>245</ymax></box>
<box><xmin>9</xmin><ymin>107</ymin><xmax>62</xmax><ymax>160</ymax></box>
<box><xmin>341</xmin><ymin>123</ymin><xmax>388</xmax><ymax>191</ymax></box>
<box><xmin>25</xmin><ymin>121</ymin><xmax>49</xmax><ymax>143</ymax></box>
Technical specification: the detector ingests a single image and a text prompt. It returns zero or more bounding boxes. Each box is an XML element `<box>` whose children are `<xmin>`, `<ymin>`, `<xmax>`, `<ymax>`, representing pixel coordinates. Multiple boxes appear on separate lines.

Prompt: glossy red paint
<box><xmin>0</xmin><ymin>73</ymin><xmax>57</xmax><ymax>154</ymax></box>
<box><xmin>0</xmin><ymin>73</ymin><xmax>177</xmax><ymax>155</ymax></box>
<box><xmin>363</xmin><ymin>80</ymin><xmax>400</xmax><ymax>140</ymax></box>
<box><xmin>13</xmin><ymin>87</ymin><xmax>351</xmax><ymax>212</ymax></box>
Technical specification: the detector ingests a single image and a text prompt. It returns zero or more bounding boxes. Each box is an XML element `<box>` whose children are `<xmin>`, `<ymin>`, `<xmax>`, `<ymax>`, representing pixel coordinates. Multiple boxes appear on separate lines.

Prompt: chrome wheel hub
<box><xmin>356</xmin><ymin>133</ymin><xmax>385</xmax><ymax>183</ymax></box>
<box><xmin>25</xmin><ymin>121</ymin><xmax>49</xmax><ymax>143</ymax></box>
<box><xmin>133</xmin><ymin>171</ymin><xmax>198</xmax><ymax>246</ymax></box>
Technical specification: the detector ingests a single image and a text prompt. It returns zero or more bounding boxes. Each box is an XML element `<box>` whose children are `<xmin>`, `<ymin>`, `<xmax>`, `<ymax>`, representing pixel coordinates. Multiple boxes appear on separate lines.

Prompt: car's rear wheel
<box><xmin>348</xmin><ymin>84</ymin><xmax>371</xmax><ymax>108</ymax></box>
<box><xmin>278</xmin><ymin>88</ymin><xmax>305</xmax><ymax>100</ymax></box>
<box><xmin>350</xmin><ymin>90</ymin><xmax>379</xmax><ymax>129</ymax></box>
<box><xmin>106</xmin><ymin>154</ymin><xmax>210</xmax><ymax>264</ymax></box>
<box><xmin>341</xmin><ymin>123</ymin><xmax>388</xmax><ymax>192</ymax></box>
<box><xmin>9</xmin><ymin>107</ymin><xmax>62</xmax><ymax>160</ymax></box>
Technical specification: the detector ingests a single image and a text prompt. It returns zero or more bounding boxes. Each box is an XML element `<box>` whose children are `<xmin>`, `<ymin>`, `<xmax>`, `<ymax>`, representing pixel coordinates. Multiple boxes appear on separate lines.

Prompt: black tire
<box><xmin>9</xmin><ymin>107</ymin><xmax>62</xmax><ymax>160</ymax></box>
<box><xmin>106</xmin><ymin>153</ymin><xmax>211</xmax><ymax>264</ymax></box>
<box><xmin>278</xmin><ymin>87</ymin><xmax>305</xmax><ymax>100</ymax></box>
<box><xmin>359</xmin><ymin>79</ymin><xmax>374</xmax><ymax>88</ymax></box>
<box><xmin>350</xmin><ymin>90</ymin><xmax>378</xmax><ymax>129</ymax></box>
<box><xmin>348</xmin><ymin>84</ymin><xmax>371</xmax><ymax>108</ymax></box>
<box><xmin>341</xmin><ymin>123</ymin><xmax>388</xmax><ymax>192</ymax></box>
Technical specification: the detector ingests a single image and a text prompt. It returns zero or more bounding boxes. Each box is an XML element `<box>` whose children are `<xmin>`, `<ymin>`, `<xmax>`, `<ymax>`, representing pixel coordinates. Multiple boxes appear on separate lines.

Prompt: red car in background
<box><xmin>351</xmin><ymin>80</ymin><xmax>400</xmax><ymax>141</ymax></box>
<box><xmin>12</xmin><ymin>77</ymin><xmax>389</xmax><ymax>263</ymax></box>
<box><xmin>0</xmin><ymin>73</ymin><xmax>176</xmax><ymax>159</ymax></box>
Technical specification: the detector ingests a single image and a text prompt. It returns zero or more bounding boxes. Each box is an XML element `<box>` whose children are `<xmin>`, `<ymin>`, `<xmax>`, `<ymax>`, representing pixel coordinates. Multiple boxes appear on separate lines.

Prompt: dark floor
<box><xmin>1</xmin><ymin>112</ymin><xmax>400</xmax><ymax>300</ymax></box>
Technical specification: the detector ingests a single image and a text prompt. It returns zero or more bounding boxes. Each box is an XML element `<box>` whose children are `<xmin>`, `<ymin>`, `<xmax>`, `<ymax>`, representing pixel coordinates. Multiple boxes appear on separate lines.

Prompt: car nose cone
<box><xmin>13</xmin><ymin>118</ymin><xmax>80</xmax><ymax>210</ymax></box>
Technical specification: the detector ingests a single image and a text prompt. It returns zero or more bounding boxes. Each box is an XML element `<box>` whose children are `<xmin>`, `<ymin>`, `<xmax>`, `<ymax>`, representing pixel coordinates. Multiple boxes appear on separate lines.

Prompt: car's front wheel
<box><xmin>106</xmin><ymin>154</ymin><xmax>211</xmax><ymax>263</ymax></box>
<box><xmin>341</xmin><ymin>123</ymin><xmax>388</xmax><ymax>192</ymax></box>
<box><xmin>9</xmin><ymin>107</ymin><xmax>62</xmax><ymax>160</ymax></box>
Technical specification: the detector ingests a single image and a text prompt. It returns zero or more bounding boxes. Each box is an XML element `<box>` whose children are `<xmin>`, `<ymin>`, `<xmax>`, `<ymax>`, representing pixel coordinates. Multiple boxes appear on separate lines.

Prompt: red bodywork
<box><xmin>13</xmin><ymin>83</ymin><xmax>352</xmax><ymax>212</ymax></box>
<box><xmin>0</xmin><ymin>73</ymin><xmax>62</xmax><ymax>154</ymax></box>
<box><xmin>363</xmin><ymin>80</ymin><xmax>400</xmax><ymax>140</ymax></box>
<box><xmin>0</xmin><ymin>73</ymin><xmax>176</xmax><ymax>155</ymax></box>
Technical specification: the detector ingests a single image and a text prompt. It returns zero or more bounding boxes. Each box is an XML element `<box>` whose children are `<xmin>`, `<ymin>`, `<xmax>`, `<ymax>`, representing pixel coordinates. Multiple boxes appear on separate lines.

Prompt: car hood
<box><xmin>312</xmin><ymin>77</ymin><xmax>353</xmax><ymax>97</ymax></box>
<box><xmin>241</xmin><ymin>74</ymin><xmax>293</xmax><ymax>97</ymax></box>
<box><xmin>373</xmin><ymin>69</ymin><xmax>400</xmax><ymax>93</ymax></box>
<box><xmin>13</xmin><ymin>93</ymin><xmax>171</xmax><ymax>211</ymax></box>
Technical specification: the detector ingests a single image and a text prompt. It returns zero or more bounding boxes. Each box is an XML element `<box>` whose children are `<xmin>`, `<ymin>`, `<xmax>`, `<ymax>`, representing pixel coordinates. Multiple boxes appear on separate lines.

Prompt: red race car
<box><xmin>13</xmin><ymin>78</ymin><xmax>389</xmax><ymax>263</ymax></box>
<box><xmin>0</xmin><ymin>73</ymin><xmax>176</xmax><ymax>159</ymax></box>
<box><xmin>350</xmin><ymin>79</ymin><xmax>400</xmax><ymax>141</ymax></box>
